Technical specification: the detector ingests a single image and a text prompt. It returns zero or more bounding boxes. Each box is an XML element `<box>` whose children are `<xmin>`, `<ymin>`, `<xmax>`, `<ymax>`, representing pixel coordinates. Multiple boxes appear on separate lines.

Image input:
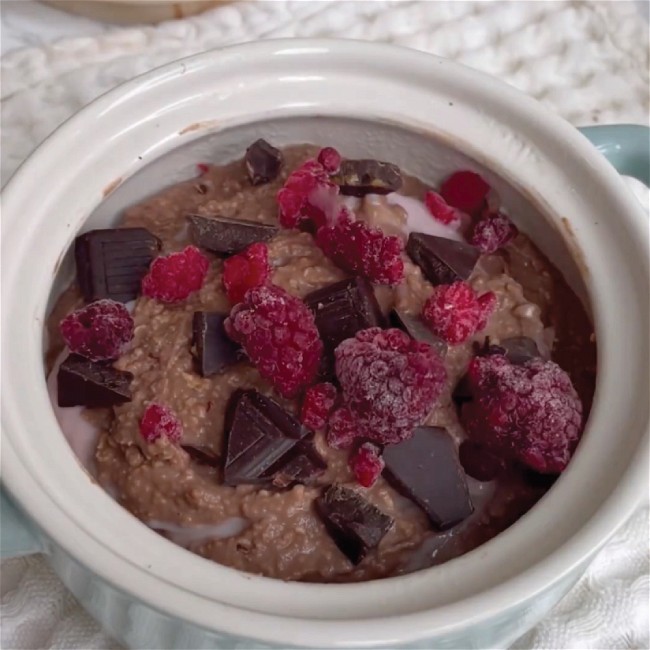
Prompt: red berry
<box><xmin>326</xmin><ymin>407</ymin><xmax>359</xmax><ymax>450</ymax></box>
<box><xmin>276</xmin><ymin>158</ymin><xmax>339</xmax><ymax>230</ymax></box>
<box><xmin>316</xmin><ymin>211</ymin><xmax>404</xmax><ymax>285</ymax></box>
<box><xmin>424</xmin><ymin>190</ymin><xmax>461</xmax><ymax>226</ymax></box>
<box><xmin>224</xmin><ymin>285</ymin><xmax>323</xmax><ymax>398</ymax></box>
<box><xmin>222</xmin><ymin>242</ymin><xmax>271</xmax><ymax>304</ymax></box>
<box><xmin>460</xmin><ymin>354</ymin><xmax>583</xmax><ymax>474</ymax></box>
<box><xmin>470</xmin><ymin>211</ymin><xmax>518</xmax><ymax>254</ymax></box>
<box><xmin>458</xmin><ymin>440</ymin><xmax>506</xmax><ymax>482</ymax></box>
<box><xmin>422</xmin><ymin>281</ymin><xmax>496</xmax><ymax>344</ymax></box>
<box><xmin>440</xmin><ymin>170</ymin><xmax>490</xmax><ymax>216</ymax></box>
<box><xmin>349</xmin><ymin>442</ymin><xmax>384</xmax><ymax>487</ymax></box>
<box><xmin>317</xmin><ymin>147</ymin><xmax>342</xmax><ymax>173</ymax></box>
<box><xmin>60</xmin><ymin>299</ymin><xmax>134</xmax><ymax>362</ymax></box>
<box><xmin>196</xmin><ymin>163</ymin><xmax>210</xmax><ymax>176</ymax></box>
<box><xmin>301</xmin><ymin>382</ymin><xmax>337</xmax><ymax>431</ymax></box>
<box><xmin>335</xmin><ymin>327</ymin><xmax>447</xmax><ymax>445</ymax></box>
<box><xmin>141</xmin><ymin>245</ymin><xmax>210</xmax><ymax>304</ymax></box>
<box><xmin>139</xmin><ymin>404</ymin><xmax>183</xmax><ymax>443</ymax></box>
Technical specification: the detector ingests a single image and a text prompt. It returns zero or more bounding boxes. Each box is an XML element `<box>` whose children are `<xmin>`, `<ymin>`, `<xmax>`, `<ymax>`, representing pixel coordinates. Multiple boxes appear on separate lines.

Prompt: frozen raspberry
<box><xmin>326</xmin><ymin>407</ymin><xmax>359</xmax><ymax>450</ymax></box>
<box><xmin>222</xmin><ymin>242</ymin><xmax>271</xmax><ymax>304</ymax></box>
<box><xmin>458</xmin><ymin>440</ymin><xmax>506</xmax><ymax>482</ymax></box>
<box><xmin>349</xmin><ymin>443</ymin><xmax>385</xmax><ymax>488</ymax></box>
<box><xmin>422</xmin><ymin>282</ymin><xmax>496</xmax><ymax>344</ymax></box>
<box><xmin>335</xmin><ymin>327</ymin><xmax>447</xmax><ymax>445</ymax></box>
<box><xmin>424</xmin><ymin>190</ymin><xmax>461</xmax><ymax>226</ymax></box>
<box><xmin>139</xmin><ymin>404</ymin><xmax>183</xmax><ymax>443</ymax></box>
<box><xmin>225</xmin><ymin>285</ymin><xmax>323</xmax><ymax>398</ymax></box>
<box><xmin>301</xmin><ymin>382</ymin><xmax>337</xmax><ymax>431</ymax></box>
<box><xmin>470</xmin><ymin>211</ymin><xmax>518</xmax><ymax>254</ymax></box>
<box><xmin>440</xmin><ymin>170</ymin><xmax>490</xmax><ymax>216</ymax></box>
<box><xmin>276</xmin><ymin>159</ymin><xmax>339</xmax><ymax>230</ymax></box>
<box><xmin>316</xmin><ymin>211</ymin><xmax>404</xmax><ymax>285</ymax></box>
<box><xmin>460</xmin><ymin>354</ymin><xmax>583</xmax><ymax>474</ymax></box>
<box><xmin>317</xmin><ymin>147</ymin><xmax>342</xmax><ymax>173</ymax></box>
<box><xmin>60</xmin><ymin>299</ymin><xmax>134</xmax><ymax>362</ymax></box>
<box><xmin>141</xmin><ymin>245</ymin><xmax>209</xmax><ymax>304</ymax></box>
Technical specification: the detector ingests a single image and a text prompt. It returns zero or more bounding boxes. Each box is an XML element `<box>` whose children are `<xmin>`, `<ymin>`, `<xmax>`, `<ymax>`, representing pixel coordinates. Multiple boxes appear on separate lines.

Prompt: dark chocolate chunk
<box><xmin>316</xmin><ymin>485</ymin><xmax>393</xmax><ymax>565</ymax></box>
<box><xmin>75</xmin><ymin>228</ymin><xmax>161</xmax><ymax>303</ymax></box>
<box><xmin>57</xmin><ymin>354</ymin><xmax>133</xmax><ymax>408</ymax></box>
<box><xmin>304</xmin><ymin>277</ymin><xmax>385</xmax><ymax>379</ymax></box>
<box><xmin>389</xmin><ymin>308</ymin><xmax>447</xmax><ymax>357</ymax></box>
<box><xmin>244</xmin><ymin>139</ymin><xmax>283</xmax><ymax>185</ymax></box>
<box><xmin>500</xmin><ymin>336</ymin><xmax>540</xmax><ymax>365</ymax></box>
<box><xmin>406</xmin><ymin>233</ymin><xmax>480</xmax><ymax>286</ymax></box>
<box><xmin>333</xmin><ymin>159</ymin><xmax>402</xmax><ymax>197</ymax></box>
<box><xmin>383</xmin><ymin>426</ymin><xmax>473</xmax><ymax>529</ymax></box>
<box><xmin>452</xmin><ymin>374</ymin><xmax>473</xmax><ymax>405</ymax></box>
<box><xmin>181</xmin><ymin>445</ymin><xmax>220</xmax><ymax>467</ymax></box>
<box><xmin>223</xmin><ymin>390</ymin><xmax>325</xmax><ymax>487</ymax></box>
<box><xmin>187</xmin><ymin>215</ymin><xmax>278</xmax><ymax>256</ymax></box>
<box><xmin>191</xmin><ymin>311</ymin><xmax>242</xmax><ymax>376</ymax></box>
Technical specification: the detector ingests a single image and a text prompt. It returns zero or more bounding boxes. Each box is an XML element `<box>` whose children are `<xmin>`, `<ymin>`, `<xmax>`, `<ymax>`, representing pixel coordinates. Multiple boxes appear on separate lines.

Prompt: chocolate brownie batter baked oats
<box><xmin>46</xmin><ymin>141</ymin><xmax>596</xmax><ymax>583</ymax></box>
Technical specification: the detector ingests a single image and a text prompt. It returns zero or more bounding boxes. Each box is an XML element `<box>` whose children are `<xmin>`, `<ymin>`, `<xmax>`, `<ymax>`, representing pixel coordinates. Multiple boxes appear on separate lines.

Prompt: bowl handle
<box><xmin>1</xmin><ymin>486</ymin><xmax>42</xmax><ymax>558</ymax></box>
<box><xmin>578</xmin><ymin>124</ymin><xmax>650</xmax><ymax>186</ymax></box>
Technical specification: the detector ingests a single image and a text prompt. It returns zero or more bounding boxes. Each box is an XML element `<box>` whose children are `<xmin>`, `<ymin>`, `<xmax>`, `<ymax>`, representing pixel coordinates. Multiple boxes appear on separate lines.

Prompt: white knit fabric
<box><xmin>1</xmin><ymin>2</ymin><xmax>648</xmax><ymax>648</ymax></box>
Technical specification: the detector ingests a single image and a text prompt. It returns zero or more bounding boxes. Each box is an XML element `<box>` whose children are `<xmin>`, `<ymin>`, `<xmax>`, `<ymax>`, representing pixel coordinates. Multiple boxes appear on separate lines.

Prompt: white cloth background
<box><xmin>1</xmin><ymin>1</ymin><xmax>649</xmax><ymax>648</ymax></box>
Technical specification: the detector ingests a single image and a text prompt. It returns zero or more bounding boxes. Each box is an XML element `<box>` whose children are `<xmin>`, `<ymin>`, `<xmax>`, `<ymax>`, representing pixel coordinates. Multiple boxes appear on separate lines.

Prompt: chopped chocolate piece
<box><xmin>406</xmin><ymin>233</ymin><xmax>480</xmax><ymax>286</ymax></box>
<box><xmin>57</xmin><ymin>354</ymin><xmax>132</xmax><ymax>408</ymax></box>
<box><xmin>192</xmin><ymin>311</ymin><xmax>242</xmax><ymax>376</ymax></box>
<box><xmin>389</xmin><ymin>308</ymin><xmax>447</xmax><ymax>356</ymax></box>
<box><xmin>333</xmin><ymin>159</ymin><xmax>402</xmax><ymax>197</ymax></box>
<box><xmin>317</xmin><ymin>485</ymin><xmax>393</xmax><ymax>565</ymax></box>
<box><xmin>244</xmin><ymin>139</ymin><xmax>283</xmax><ymax>185</ymax></box>
<box><xmin>75</xmin><ymin>228</ymin><xmax>161</xmax><ymax>303</ymax></box>
<box><xmin>223</xmin><ymin>390</ymin><xmax>325</xmax><ymax>487</ymax></box>
<box><xmin>500</xmin><ymin>336</ymin><xmax>540</xmax><ymax>365</ymax></box>
<box><xmin>383</xmin><ymin>426</ymin><xmax>473</xmax><ymax>529</ymax></box>
<box><xmin>187</xmin><ymin>214</ymin><xmax>278</xmax><ymax>256</ymax></box>
<box><xmin>305</xmin><ymin>277</ymin><xmax>385</xmax><ymax>379</ymax></box>
<box><xmin>181</xmin><ymin>445</ymin><xmax>220</xmax><ymax>467</ymax></box>
<box><xmin>452</xmin><ymin>374</ymin><xmax>473</xmax><ymax>405</ymax></box>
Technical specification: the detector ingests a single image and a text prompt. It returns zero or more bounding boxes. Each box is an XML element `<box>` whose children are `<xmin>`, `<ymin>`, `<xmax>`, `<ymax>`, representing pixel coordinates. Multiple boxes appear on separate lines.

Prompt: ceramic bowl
<box><xmin>2</xmin><ymin>40</ymin><xmax>648</xmax><ymax>649</ymax></box>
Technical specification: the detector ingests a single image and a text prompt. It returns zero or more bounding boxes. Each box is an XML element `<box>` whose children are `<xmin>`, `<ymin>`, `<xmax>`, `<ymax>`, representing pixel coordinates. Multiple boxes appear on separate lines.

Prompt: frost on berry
<box><xmin>470</xmin><ymin>211</ymin><xmax>518</xmax><ymax>254</ymax></box>
<box><xmin>60</xmin><ymin>299</ymin><xmax>134</xmax><ymax>362</ymax></box>
<box><xmin>224</xmin><ymin>285</ymin><xmax>323</xmax><ymax>398</ymax></box>
<box><xmin>334</xmin><ymin>327</ymin><xmax>446</xmax><ymax>445</ymax></box>
<box><xmin>440</xmin><ymin>170</ymin><xmax>490</xmax><ymax>217</ymax></box>
<box><xmin>422</xmin><ymin>281</ymin><xmax>496</xmax><ymax>344</ymax></box>
<box><xmin>317</xmin><ymin>147</ymin><xmax>342</xmax><ymax>174</ymax></box>
<box><xmin>349</xmin><ymin>442</ymin><xmax>385</xmax><ymax>487</ymax></box>
<box><xmin>141</xmin><ymin>245</ymin><xmax>209</xmax><ymax>303</ymax></box>
<box><xmin>139</xmin><ymin>403</ymin><xmax>183</xmax><ymax>443</ymax></box>
<box><xmin>424</xmin><ymin>190</ymin><xmax>461</xmax><ymax>227</ymax></box>
<box><xmin>222</xmin><ymin>242</ymin><xmax>271</xmax><ymax>304</ymax></box>
<box><xmin>301</xmin><ymin>382</ymin><xmax>337</xmax><ymax>431</ymax></box>
<box><xmin>326</xmin><ymin>407</ymin><xmax>359</xmax><ymax>450</ymax></box>
<box><xmin>316</xmin><ymin>210</ymin><xmax>404</xmax><ymax>285</ymax></box>
<box><xmin>460</xmin><ymin>354</ymin><xmax>583</xmax><ymax>474</ymax></box>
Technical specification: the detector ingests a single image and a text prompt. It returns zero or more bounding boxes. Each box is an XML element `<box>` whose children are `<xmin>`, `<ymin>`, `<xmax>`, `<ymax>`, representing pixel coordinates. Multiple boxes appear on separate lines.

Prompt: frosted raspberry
<box><xmin>316</xmin><ymin>211</ymin><xmax>404</xmax><ymax>285</ymax></box>
<box><xmin>458</xmin><ymin>440</ymin><xmax>506</xmax><ymax>482</ymax></box>
<box><xmin>276</xmin><ymin>159</ymin><xmax>339</xmax><ymax>230</ymax></box>
<box><xmin>317</xmin><ymin>147</ymin><xmax>342</xmax><ymax>173</ymax></box>
<box><xmin>140</xmin><ymin>404</ymin><xmax>183</xmax><ymax>443</ymax></box>
<box><xmin>60</xmin><ymin>299</ymin><xmax>134</xmax><ymax>362</ymax></box>
<box><xmin>440</xmin><ymin>170</ymin><xmax>490</xmax><ymax>216</ymax></box>
<box><xmin>222</xmin><ymin>242</ymin><xmax>271</xmax><ymax>304</ymax></box>
<box><xmin>349</xmin><ymin>443</ymin><xmax>384</xmax><ymax>488</ymax></box>
<box><xmin>301</xmin><ymin>382</ymin><xmax>337</xmax><ymax>431</ymax></box>
<box><xmin>141</xmin><ymin>245</ymin><xmax>209</xmax><ymax>303</ymax></box>
<box><xmin>326</xmin><ymin>407</ymin><xmax>359</xmax><ymax>450</ymax></box>
<box><xmin>470</xmin><ymin>211</ymin><xmax>518</xmax><ymax>254</ymax></box>
<box><xmin>335</xmin><ymin>327</ymin><xmax>447</xmax><ymax>445</ymax></box>
<box><xmin>460</xmin><ymin>354</ymin><xmax>583</xmax><ymax>474</ymax></box>
<box><xmin>424</xmin><ymin>190</ymin><xmax>461</xmax><ymax>226</ymax></box>
<box><xmin>225</xmin><ymin>285</ymin><xmax>323</xmax><ymax>398</ymax></box>
<box><xmin>422</xmin><ymin>282</ymin><xmax>496</xmax><ymax>344</ymax></box>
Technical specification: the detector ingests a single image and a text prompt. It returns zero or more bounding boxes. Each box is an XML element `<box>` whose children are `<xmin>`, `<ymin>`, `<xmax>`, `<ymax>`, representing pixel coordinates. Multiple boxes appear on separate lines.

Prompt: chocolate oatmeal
<box><xmin>46</xmin><ymin>142</ymin><xmax>596</xmax><ymax>582</ymax></box>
